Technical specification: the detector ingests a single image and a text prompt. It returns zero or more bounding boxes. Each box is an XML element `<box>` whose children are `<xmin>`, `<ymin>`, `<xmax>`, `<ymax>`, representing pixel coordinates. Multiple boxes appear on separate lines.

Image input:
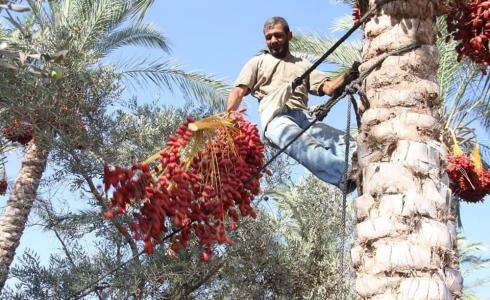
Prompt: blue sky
<box><xmin>2</xmin><ymin>0</ymin><xmax>490</xmax><ymax>297</ymax></box>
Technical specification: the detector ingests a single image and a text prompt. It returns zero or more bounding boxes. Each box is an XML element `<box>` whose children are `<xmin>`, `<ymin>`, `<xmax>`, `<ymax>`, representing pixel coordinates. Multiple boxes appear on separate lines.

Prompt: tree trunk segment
<box><xmin>354</xmin><ymin>0</ymin><xmax>462</xmax><ymax>298</ymax></box>
<box><xmin>0</xmin><ymin>141</ymin><xmax>48</xmax><ymax>289</ymax></box>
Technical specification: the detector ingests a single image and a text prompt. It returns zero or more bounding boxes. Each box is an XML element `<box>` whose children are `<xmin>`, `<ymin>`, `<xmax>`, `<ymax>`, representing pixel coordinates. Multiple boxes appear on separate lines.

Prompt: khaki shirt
<box><xmin>234</xmin><ymin>52</ymin><xmax>328</xmax><ymax>129</ymax></box>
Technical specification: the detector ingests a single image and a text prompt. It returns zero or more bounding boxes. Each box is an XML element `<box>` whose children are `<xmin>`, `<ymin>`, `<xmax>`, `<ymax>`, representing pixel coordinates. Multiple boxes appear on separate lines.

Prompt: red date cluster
<box><xmin>103</xmin><ymin>112</ymin><xmax>266</xmax><ymax>259</ymax></box>
<box><xmin>352</xmin><ymin>1</ymin><xmax>361</xmax><ymax>25</ymax></box>
<box><xmin>0</xmin><ymin>179</ymin><xmax>7</xmax><ymax>196</ymax></box>
<box><xmin>446</xmin><ymin>0</ymin><xmax>490</xmax><ymax>69</ymax></box>
<box><xmin>447</xmin><ymin>148</ymin><xmax>490</xmax><ymax>202</ymax></box>
<box><xmin>1</xmin><ymin>120</ymin><xmax>33</xmax><ymax>145</ymax></box>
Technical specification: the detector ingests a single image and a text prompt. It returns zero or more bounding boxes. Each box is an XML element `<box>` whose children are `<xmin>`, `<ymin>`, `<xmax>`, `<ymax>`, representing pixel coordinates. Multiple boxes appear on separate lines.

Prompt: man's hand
<box><xmin>345</xmin><ymin>61</ymin><xmax>360</xmax><ymax>84</ymax></box>
<box><xmin>321</xmin><ymin>61</ymin><xmax>361</xmax><ymax>96</ymax></box>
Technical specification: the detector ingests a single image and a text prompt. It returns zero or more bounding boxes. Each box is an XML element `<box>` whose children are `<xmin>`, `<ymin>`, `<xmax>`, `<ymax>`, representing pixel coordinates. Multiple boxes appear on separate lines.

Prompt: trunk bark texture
<box><xmin>352</xmin><ymin>0</ymin><xmax>462</xmax><ymax>299</ymax></box>
<box><xmin>0</xmin><ymin>141</ymin><xmax>48</xmax><ymax>289</ymax></box>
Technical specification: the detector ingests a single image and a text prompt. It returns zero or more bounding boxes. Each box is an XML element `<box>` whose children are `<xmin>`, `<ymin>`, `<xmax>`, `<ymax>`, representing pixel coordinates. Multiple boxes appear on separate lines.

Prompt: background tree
<box><xmin>1</xmin><ymin>102</ymin><xmax>222</xmax><ymax>299</ymax></box>
<box><xmin>3</xmin><ymin>115</ymin><xmax>349</xmax><ymax>300</ymax></box>
<box><xmin>458</xmin><ymin>236</ymin><xmax>490</xmax><ymax>299</ymax></box>
<box><xmin>2</xmin><ymin>169</ymin><xmax>350</xmax><ymax>299</ymax></box>
<box><xmin>0</xmin><ymin>0</ymin><xmax>228</xmax><ymax>290</ymax></box>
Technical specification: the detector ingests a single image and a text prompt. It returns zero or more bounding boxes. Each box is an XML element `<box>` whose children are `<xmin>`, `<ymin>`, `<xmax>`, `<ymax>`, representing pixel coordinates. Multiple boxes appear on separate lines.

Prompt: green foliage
<box><xmin>289</xmin><ymin>31</ymin><xmax>361</xmax><ymax>79</ymax></box>
<box><xmin>329</xmin><ymin>15</ymin><xmax>357</xmax><ymax>33</ymax></box>
<box><xmin>119</xmin><ymin>59</ymin><xmax>229</xmax><ymax>110</ymax></box>
<box><xmin>3</xmin><ymin>124</ymin><xmax>350</xmax><ymax>300</ymax></box>
<box><xmin>0</xmin><ymin>1</ymin><xmax>231</xmax><ymax>295</ymax></box>
<box><xmin>130</xmin><ymin>0</ymin><xmax>155</xmax><ymax>20</ymax></box>
<box><xmin>0</xmin><ymin>0</ymin><xmax>229</xmax><ymax>151</ymax></box>
<box><xmin>459</xmin><ymin>237</ymin><xmax>490</xmax><ymax>299</ymax></box>
<box><xmin>211</xmin><ymin>176</ymin><xmax>355</xmax><ymax>300</ymax></box>
<box><xmin>434</xmin><ymin>17</ymin><xmax>490</xmax><ymax>161</ymax></box>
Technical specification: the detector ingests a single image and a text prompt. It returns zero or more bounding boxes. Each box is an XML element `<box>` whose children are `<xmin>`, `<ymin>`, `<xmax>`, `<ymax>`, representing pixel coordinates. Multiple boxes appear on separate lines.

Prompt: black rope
<box><xmin>312</xmin><ymin>42</ymin><xmax>422</xmax><ymax>121</ymax></box>
<box><xmin>291</xmin><ymin>0</ymin><xmax>398</xmax><ymax>92</ymax></box>
<box><xmin>350</xmin><ymin>95</ymin><xmax>362</xmax><ymax>129</ymax></box>
<box><xmin>336</xmin><ymin>93</ymin><xmax>353</xmax><ymax>300</ymax></box>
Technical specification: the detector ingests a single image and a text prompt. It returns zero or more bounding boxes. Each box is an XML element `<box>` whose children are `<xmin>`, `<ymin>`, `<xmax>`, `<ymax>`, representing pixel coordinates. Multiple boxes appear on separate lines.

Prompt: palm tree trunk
<box><xmin>352</xmin><ymin>0</ymin><xmax>462</xmax><ymax>298</ymax></box>
<box><xmin>0</xmin><ymin>140</ymin><xmax>48</xmax><ymax>289</ymax></box>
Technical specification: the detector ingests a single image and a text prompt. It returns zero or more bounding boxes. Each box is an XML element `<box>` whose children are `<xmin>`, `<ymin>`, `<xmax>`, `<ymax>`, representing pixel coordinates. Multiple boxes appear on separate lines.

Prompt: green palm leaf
<box><xmin>469</xmin><ymin>76</ymin><xmax>490</xmax><ymax>132</ymax></box>
<box><xmin>459</xmin><ymin>237</ymin><xmax>490</xmax><ymax>299</ymax></box>
<box><xmin>95</xmin><ymin>23</ymin><xmax>170</xmax><ymax>56</ymax></box>
<box><xmin>119</xmin><ymin>59</ymin><xmax>229</xmax><ymax>109</ymax></box>
<box><xmin>330</xmin><ymin>15</ymin><xmax>356</xmax><ymax>33</ymax></box>
<box><xmin>289</xmin><ymin>32</ymin><xmax>361</xmax><ymax>78</ymax></box>
<box><xmin>130</xmin><ymin>0</ymin><xmax>155</xmax><ymax>20</ymax></box>
<box><xmin>436</xmin><ymin>17</ymin><xmax>463</xmax><ymax>102</ymax></box>
<box><xmin>75</xmin><ymin>0</ymin><xmax>133</xmax><ymax>52</ymax></box>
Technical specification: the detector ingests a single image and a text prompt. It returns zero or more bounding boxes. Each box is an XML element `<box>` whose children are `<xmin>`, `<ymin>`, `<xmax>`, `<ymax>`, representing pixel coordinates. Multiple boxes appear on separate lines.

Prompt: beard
<box><xmin>268</xmin><ymin>43</ymin><xmax>289</xmax><ymax>58</ymax></box>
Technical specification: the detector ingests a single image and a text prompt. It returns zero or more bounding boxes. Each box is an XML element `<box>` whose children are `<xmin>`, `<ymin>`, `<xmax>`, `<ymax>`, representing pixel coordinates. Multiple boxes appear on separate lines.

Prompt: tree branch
<box><xmin>70</xmin><ymin>151</ymin><xmax>145</xmax><ymax>299</ymax></box>
<box><xmin>175</xmin><ymin>260</ymin><xmax>226</xmax><ymax>299</ymax></box>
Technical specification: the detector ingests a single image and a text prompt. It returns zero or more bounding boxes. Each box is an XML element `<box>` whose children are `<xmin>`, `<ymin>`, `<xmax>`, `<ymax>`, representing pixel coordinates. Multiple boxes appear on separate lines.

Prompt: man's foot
<box><xmin>339</xmin><ymin>178</ymin><xmax>357</xmax><ymax>194</ymax></box>
<box><xmin>339</xmin><ymin>150</ymin><xmax>359</xmax><ymax>194</ymax></box>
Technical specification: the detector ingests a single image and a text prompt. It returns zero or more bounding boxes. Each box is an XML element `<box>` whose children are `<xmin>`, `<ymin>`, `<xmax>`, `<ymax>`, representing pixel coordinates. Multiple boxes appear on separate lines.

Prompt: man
<box><xmin>227</xmin><ymin>16</ymin><xmax>357</xmax><ymax>191</ymax></box>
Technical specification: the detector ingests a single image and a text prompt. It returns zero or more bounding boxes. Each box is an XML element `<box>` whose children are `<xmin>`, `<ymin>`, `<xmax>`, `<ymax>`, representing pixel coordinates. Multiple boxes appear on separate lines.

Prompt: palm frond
<box><xmin>95</xmin><ymin>23</ymin><xmax>170</xmax><ymax>56</ymax></box>
<box><xmin>0</xmin><ymin>1</ymin><xmax>30</xmax><ymax>13</ymax></box>
<box><xmin>330</xmin><ymin>15</ymin><xmax>355</xmax><ymax>33</ymax></box>
<box><xmin>468</xmin><ymin>76</ymin><xmax>490</xmax><ymax>133</ymax></box>
<box><xmin>0</xmin><ymin>139</ymin><xmax>11</xmax><ymax>166</ymax></box>
<box><xmin>130</xmin><ymin>0</ymin><xmax>155</xmax><ymax>20</ymax></box>
<box><xmin>289</xmin><ymin>32</ymin><xmax>361</xmax><ymax>78</ymax></box>
<box><xmin>458</xmin><ymin>236</ymin><xmax>490</xmax><ymax>298</ymax></box>
<box><xmin>333</xmin><ymin>0</ymin><xmax>356</xmax><ymax>5</ymax></box>
<box><xmin>436</xmin><ymin>17</ymin><xmax>463</xmax><ymax>102</ymax></box>
<box><xmin>24</xmin><ymin>0</ymin><xmax>48</xmax><ymax>31</ymax></box>
<box><xmin>50</xmin><ymin>0</ymin><xmax>74</xmax><ymax>29</ymax></box>
<box><xmin>119</xmin><ymin>59</ymin><xmax>230</xmax><ymax>109</ymax></box>
<box><xmin>443</xmin><ymin>65</ymin><xmax>483</xmax><ymax>126</ymax></box>
<box><xmin>75</xmin><ymin>0</ymin><xmax>133</xmax><ymax>52</ymax></box>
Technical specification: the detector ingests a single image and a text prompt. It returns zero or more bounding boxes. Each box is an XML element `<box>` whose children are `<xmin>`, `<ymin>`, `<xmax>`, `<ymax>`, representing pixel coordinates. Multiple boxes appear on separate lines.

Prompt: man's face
<box><xmin>264</xmin><ymin>23</ymin><xmax>291</xmax><ymax>58</ymax></box>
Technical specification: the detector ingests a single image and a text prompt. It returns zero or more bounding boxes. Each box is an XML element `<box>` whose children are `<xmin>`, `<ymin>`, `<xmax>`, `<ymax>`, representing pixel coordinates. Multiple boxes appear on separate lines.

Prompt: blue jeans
<box><xmin>264</xmin><ymin>109</ymin><xmax>355</xmax><ymax>188</ymax></box>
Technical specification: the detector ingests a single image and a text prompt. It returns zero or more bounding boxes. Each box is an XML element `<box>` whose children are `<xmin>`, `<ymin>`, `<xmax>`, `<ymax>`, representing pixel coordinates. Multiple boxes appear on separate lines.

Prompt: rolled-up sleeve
<box><xmin>309</xmin><ymin>69</ymin><xmax>329</xmax><ymax>96</ymax></box>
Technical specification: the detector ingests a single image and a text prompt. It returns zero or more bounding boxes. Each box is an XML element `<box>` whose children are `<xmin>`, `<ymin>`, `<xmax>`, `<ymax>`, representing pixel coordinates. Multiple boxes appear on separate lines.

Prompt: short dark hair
<box><xmin>263</xmin><ymin>16</ymin><xmax>290</xmax><ymax>33</ymax></box>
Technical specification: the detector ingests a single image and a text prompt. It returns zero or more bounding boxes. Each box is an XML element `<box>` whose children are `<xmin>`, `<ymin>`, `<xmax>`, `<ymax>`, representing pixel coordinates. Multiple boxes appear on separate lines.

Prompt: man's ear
<box><xmin>288</xmin><ymin>31</ymin><xmax>293</xmax><ymax>41</ymax></box>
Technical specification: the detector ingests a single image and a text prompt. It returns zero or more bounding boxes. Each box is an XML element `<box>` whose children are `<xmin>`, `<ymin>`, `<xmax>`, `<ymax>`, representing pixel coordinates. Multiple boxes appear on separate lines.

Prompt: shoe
<box><xmin>339</xmin><ymin>178</ymin><xmax>357</xmax><ymax>194</ymax></box>
<box><xmin>339</xmin><ymin>151</ymin><xmax>359</xmax><ymax>194</ymax></box>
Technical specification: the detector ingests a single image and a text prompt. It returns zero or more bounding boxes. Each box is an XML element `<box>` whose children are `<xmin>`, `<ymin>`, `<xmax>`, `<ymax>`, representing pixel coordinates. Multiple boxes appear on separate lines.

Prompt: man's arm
<box><xmin>321</xmin><ymin>74</ymin><xmax>349</xmax><ymax>96</ymax></box>
<box><xmin>226</xmin><ymin>85</ymin><xmax>250</xmax><ymax>111</ymax></box>
<box><xmin>321</xmin><ymin>61</ymin><xmax>360</xmax><ymax>96</ymax></box>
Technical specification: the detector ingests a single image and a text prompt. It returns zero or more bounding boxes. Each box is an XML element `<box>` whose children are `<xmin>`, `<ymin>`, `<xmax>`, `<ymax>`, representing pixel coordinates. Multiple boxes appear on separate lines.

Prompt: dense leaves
<box><xmin>2</xmin><ymin>173</ymin><xmax>353</xmax><ymax>300</ymax></box>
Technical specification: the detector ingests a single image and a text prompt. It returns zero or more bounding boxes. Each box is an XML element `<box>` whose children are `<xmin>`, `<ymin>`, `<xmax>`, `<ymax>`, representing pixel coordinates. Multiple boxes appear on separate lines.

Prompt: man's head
<box><xmin>263</xmin><ymin>16</ymin><xmax>292</xmax><ymax>59</ymax></box>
